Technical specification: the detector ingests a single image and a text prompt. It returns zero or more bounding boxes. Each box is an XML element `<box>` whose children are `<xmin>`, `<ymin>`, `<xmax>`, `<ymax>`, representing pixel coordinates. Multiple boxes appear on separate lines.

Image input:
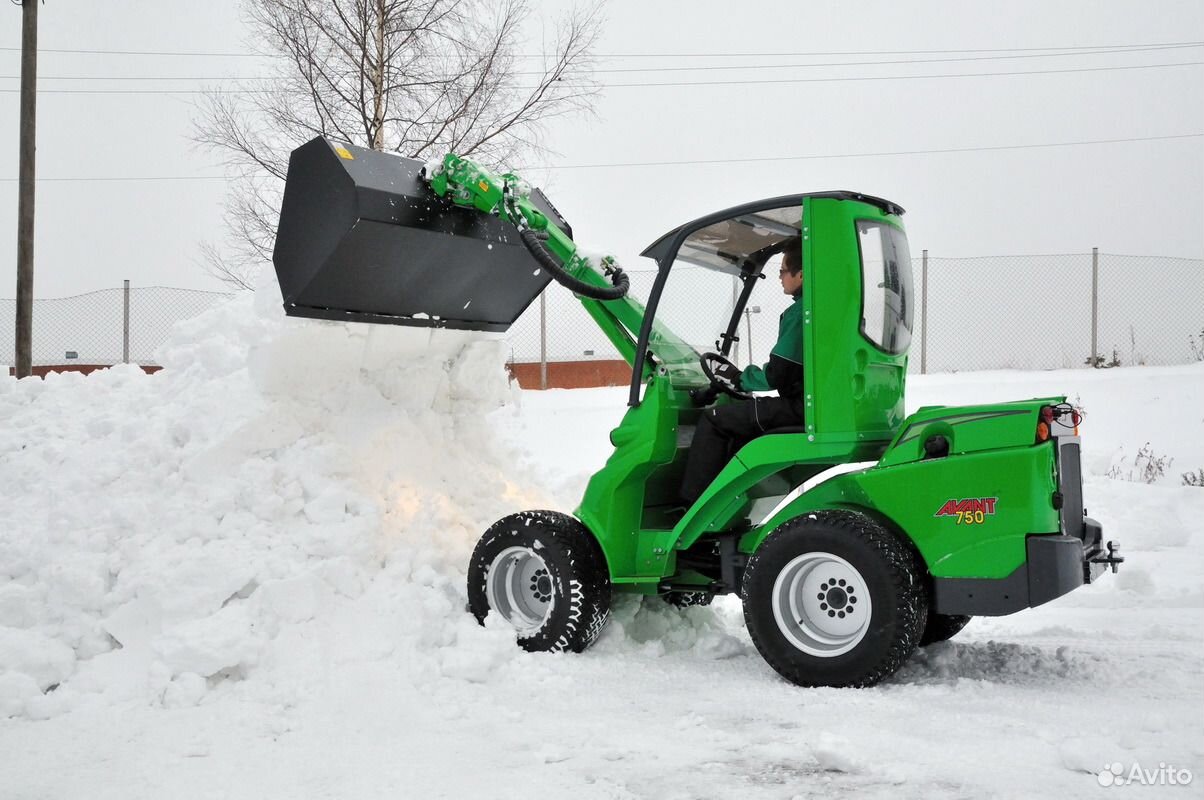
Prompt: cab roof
<box><xmin>639</xmin><ymin>191</ymin><xmax>905</xmax><ymax>269</ymax></box>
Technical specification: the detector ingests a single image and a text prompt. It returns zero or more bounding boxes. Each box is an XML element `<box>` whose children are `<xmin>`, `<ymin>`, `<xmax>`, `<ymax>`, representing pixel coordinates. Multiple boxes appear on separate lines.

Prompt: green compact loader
<box><xmin>273</xmin><ymin>137</ymin><xmax>1123</xmax><ymax>687</ymax></box>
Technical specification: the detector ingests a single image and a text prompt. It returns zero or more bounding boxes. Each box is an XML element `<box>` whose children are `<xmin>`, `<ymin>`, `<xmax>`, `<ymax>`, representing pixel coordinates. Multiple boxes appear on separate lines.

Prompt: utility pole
<box><xmin>15</xmin><ymin>0</ymin><xmax>39</xmax><ymax>378</ymax></box>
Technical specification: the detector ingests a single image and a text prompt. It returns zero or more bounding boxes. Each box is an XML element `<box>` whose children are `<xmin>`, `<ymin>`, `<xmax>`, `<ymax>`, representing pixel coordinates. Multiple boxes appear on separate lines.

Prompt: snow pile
<box><xmin>0</xmin><ymin>274</ymin><xmax>775</xmax><ymax>725</ymax></box>
<box><xmin>0</xmin><ymin>274</ymin><xmax>542</xmax><ymax>719</ymax></box>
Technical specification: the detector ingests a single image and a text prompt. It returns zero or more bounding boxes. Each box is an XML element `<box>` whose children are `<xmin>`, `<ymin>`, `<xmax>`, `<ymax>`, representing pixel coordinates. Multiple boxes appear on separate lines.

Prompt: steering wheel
<box><xmin>700</xmin><ymin>352</ymin><xmax>751</xmax><ymax>400</ymax></box>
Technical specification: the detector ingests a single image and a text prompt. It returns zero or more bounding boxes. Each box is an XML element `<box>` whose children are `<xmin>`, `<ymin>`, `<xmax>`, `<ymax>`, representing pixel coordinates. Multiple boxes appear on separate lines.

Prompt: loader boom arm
<box><xmin>428</xmin><ymin>153</ymin><xmax>694</xmax><ymax>379</ymax></box>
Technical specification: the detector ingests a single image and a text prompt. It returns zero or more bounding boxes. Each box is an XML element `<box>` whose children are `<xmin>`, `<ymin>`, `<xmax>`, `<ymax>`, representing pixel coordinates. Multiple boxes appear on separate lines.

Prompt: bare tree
<box><xmin>196</xmin><ymin>0</ymin><xmax>602</xmax><ymax>289</ymax></box>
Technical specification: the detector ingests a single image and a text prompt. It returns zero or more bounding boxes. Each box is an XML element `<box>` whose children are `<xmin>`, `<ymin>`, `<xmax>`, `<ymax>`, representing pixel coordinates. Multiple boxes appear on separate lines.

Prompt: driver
<box><xmin>680</xmin><ymin>240</ymin><xmax>805</xmax><ymax>505</ymax></box>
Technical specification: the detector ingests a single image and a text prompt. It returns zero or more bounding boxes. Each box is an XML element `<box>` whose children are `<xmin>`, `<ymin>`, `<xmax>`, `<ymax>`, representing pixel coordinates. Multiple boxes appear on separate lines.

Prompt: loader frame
<box><xmin>271</xmin><ymin>138</ymin><xmax>1117</xmax><ymax>622</ymax></box>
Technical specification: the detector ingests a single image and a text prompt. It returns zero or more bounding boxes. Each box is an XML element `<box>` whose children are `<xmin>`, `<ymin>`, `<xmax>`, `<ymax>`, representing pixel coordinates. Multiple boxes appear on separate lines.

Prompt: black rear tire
<box><xmin>467</xmin><ymin>510</ymin><xmax>611</xmax><ymax>653</ymax></box>
<box><xmin>919</xmin><ymin>613</ymin><xmax>972</xmax><ymax>646</ymax></box>
<box><xmin>742</xmin><ymin>510</ymin><xmax>928</xmax><ymax>687</ymax></box>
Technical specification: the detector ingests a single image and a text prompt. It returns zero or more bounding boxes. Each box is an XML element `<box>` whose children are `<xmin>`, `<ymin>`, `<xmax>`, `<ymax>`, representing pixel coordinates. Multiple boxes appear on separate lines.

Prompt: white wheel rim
<box><xmin>486</xmin><ymin>547</ymin><xmax>554</xmax><ymax>637</ymax></box>
<box><xmin>771</xmin><ymin>551</ymin><xmax>872</xmax><ymax>657</ymax></box>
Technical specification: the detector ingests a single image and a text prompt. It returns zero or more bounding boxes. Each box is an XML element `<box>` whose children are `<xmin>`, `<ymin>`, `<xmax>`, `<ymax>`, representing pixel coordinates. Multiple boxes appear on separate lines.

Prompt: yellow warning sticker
<box><xmin>335</xmin><ymin>146</ymin><xmax>355</xmax><ymax>160</ymax></box>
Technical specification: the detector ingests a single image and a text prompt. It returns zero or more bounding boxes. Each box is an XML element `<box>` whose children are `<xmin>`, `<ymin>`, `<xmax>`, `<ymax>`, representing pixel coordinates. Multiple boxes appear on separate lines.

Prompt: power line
<box><xmin>3</xmin><ymin>133</ymin><xmax>1199</xmax><ymax>182</ymax></box>
<box><xmin>1</xmin><ymin>40</ymin><xmax>1202</xmax><ymax>58</ymax></box>
<box><xmin>531</xmin><ymin>133</ymin><xmax>1204</xmax><ymax>170</ymax></box>
<box><xmin>5</xmin><ymin>74</ymin><xmax>264</xmax><ymax>81</ymax></box>
<box><xmin>8</xmin><ymin>43</ymin><xmax>1204</xmax><ymax>82</ymax></box>
<box><xmin>587</xmin><ymin>42</ymin><xmax>1204</xmax><ymax>58</ymax></box>
<box><xmin>3</xmin><ymin>60</ymin><xmax>1199</xmax><ymax>93</ymax></box>
<box><xmin>0</xmin><ymin>46</ymin><xmax>271</xmax><ymax>58</ymax></box>
<box><xmin>594</xmin><ymin>61</ymin><xmax>1204</xmax><ymax>88</ymax></box>
<box><xmin>0</xmin><ymin>175</ymin><xmax>228</xmax><ymax>182</ymax></box>
<box><xmin>586</xmin><ymin>44</ymin><xmax>1204</xmax><ymax>75</ymax></box>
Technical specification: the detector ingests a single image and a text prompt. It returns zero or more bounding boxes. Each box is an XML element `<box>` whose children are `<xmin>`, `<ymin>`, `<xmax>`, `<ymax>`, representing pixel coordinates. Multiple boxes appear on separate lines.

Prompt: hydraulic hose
<box><xmin>519</xmin><ymin>229</ymin><xmax>630</xmax><ymax>301</ymax></box>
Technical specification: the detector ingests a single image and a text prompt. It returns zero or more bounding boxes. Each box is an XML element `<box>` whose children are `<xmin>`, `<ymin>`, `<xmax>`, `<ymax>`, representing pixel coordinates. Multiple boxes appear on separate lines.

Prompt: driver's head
<box><xmin>778</xmin><ymin>238</ymin><xmax>802</xmax><ymax>295</ymax></box>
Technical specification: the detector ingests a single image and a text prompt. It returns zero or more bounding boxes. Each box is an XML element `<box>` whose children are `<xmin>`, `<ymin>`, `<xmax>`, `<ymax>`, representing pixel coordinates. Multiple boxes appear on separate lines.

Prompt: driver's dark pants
<box><xmin>680</xmin><ymin>396</ymin><xmax>804</xmax><ymax>505</ymax></box>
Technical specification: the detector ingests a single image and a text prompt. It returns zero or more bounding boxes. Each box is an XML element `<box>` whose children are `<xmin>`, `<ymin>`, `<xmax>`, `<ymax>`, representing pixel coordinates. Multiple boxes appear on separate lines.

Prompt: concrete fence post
<box><xmin>539</xmin><ymin>292</ymin><xmax>547</xmax><ymax>390</ymax></box>
<box><xmin>920</xmin><ymin>249</ymin><xmax>928</xmax><ymax>375</ymax></box>
<box><xmin>122</xmin><ymin>279</ymin><xmax>130</xmax><ymax>364</ymax></box>
<box><xmin>1091</xmin><ymin>247</ymin><xmax>1099</xmax><ymax>367</ymax></box>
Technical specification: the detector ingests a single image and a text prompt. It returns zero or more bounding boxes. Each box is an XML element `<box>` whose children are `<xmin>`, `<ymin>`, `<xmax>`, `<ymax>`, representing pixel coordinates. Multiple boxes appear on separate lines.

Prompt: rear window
<box><xmin>856</xmin><ymin>220</ymin><xmax>913</xmax><ymax>354</ymax></box>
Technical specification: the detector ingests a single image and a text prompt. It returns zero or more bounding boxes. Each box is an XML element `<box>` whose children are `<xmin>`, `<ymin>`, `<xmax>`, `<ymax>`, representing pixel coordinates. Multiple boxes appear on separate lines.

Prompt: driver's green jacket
<box><xmin>739</xmin><ymin>291</ymin><xmax>803</xmax><ymax>400</ymax></box>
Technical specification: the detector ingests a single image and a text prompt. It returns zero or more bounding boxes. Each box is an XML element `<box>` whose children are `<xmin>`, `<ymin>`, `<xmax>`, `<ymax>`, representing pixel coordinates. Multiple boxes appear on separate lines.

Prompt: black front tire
<box><xmin>742</xmin><ymin>510</ymin><xmax>928</xmax><ymax>688</ymax></box>
<box><xmin>467</xmin><ymin>510</ymin><xmax>611</xmax><ymax>653</ymax></box>
<box><xmin>919</xmin><ymin>613</ymin><xmax>972</xmax><ymax>646</ymax></box>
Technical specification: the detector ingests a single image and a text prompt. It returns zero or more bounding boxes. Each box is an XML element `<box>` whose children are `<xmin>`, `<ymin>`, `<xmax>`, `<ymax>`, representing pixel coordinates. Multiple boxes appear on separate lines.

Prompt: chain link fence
<box><xmin>1</xmin><ymin>285</ymin><xmax>233</xmax><ymax>367</ymax></box>
<box><xmin>507</xmin><ymin>252</ymin><xmax>1204</xmax><ymax>376</ymax></box>
<box><xmin>4</xmin><ymin>252</ymin><xmax>1202</xmax><ymax>375</ymax></box>
<box><xmin>916</xmin><ymin>252</ymin><xmax>1204</xmax><ymax>372</ymax></box>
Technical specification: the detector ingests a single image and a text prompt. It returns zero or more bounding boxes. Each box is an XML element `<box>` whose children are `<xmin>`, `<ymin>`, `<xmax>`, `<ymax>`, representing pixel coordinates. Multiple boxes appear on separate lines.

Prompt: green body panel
<box><xmin>670</xmin><ymin>433</ymin><xmax>887</xmax><ymax>553</ymax></box>
<box><xmin>803</xmin><ymin>200</ymin><xmax>909</xmax><ymax>442</ymax></box>
<box><xmin>879</xmin><ymin>399</ymin><xmax>1060</xmax><ymax>467</ymax></box>
<box><xmin>743</xmin><ymin>424</ymin><xmax>1061</xmax><ymax>579</ymax></box>
<box><xmin>574</xmin><ymin>374</ymin><xmax>688</xmax><ymax>584</ymax></box>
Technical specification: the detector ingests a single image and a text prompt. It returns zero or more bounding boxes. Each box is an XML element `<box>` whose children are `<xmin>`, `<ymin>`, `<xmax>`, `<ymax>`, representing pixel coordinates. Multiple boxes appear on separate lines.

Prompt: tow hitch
<box><xmin>1089</xmin><ymin>540</ymin><xmax>1125</xmax><ymax>575</ymax></box>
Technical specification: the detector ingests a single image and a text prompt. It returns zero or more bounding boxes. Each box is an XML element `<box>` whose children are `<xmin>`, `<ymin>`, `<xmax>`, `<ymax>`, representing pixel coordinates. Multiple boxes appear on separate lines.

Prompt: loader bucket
<box><xmin>272</xmin><ymin>137</ymin><xmax>571</xmax><ymax>332</ymax></box>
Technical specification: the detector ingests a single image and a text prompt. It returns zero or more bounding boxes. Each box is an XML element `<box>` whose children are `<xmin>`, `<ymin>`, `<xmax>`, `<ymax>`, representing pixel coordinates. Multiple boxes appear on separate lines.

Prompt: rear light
<box><xmin>1037</xmin><ymin>403</ymin><xmax>1083</xmax><ymax>439</ymax></box>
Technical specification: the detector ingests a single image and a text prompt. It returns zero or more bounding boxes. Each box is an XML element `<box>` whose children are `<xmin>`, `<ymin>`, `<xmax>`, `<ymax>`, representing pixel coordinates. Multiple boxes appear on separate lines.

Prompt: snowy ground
<box><xmin>1</xmin><ymin>287</ymin><xmax>1202</xmax><ymax>799</ymax></box>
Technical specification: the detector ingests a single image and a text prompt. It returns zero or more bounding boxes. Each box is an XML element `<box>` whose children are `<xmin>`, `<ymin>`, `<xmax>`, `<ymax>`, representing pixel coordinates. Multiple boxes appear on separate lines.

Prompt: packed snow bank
<box><xmin>0</xmin><ymin>276</ymin><xmax>543</xmax><ymax>719</ymax></box>
<box><xmin>0</xmin><ymin>274</ymin><xmax>769</xmax><ymax>724</ymax></box>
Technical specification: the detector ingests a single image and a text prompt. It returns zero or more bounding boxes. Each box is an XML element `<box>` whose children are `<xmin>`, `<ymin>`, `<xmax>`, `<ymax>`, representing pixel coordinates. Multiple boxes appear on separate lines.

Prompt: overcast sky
<box><xmin>2</xmin><ymin>0</ymin><xmax>1202</xmax><ymax>299</ymax></box>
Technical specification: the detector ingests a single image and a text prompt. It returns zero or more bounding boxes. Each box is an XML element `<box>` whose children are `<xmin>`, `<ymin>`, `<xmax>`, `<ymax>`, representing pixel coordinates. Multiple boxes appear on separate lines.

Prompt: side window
<box><xmin>856</xmin><ymin>221</ymin><xmax>913</xmax><ymax>354</ymax></box>
<box><xmin>858</xmin><ymin>224</ymin><xmax>887</xmax><ymax>347</ymax></box>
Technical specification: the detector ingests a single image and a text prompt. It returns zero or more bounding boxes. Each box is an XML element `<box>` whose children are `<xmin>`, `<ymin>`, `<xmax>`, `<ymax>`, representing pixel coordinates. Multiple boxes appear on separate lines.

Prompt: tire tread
<box><xmin>468</xmin><ymin>510</ymin><xmax>611</xmax><ymax>653</ymax></box>
<box><xmin>743</xmin><ymin>510</ymin><xmax>928</xmax><ymax>687</ymax></box>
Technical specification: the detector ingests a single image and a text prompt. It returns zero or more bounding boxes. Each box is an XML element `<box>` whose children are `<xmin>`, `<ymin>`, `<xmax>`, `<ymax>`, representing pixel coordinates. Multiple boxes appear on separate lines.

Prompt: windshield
<box><xmin>856</xmin><ymin>220</ymin><xmax>913</xmax><ymax>354</ymax></box>
<box><xmin>644</xmin><ymin>265</ymin><xmax>743</xmax><ymax>361</ymax></box>
<box><xmin>647</xmin><ymin>203</ymin><xmax>803</xmax><ymax>376</ymax></box>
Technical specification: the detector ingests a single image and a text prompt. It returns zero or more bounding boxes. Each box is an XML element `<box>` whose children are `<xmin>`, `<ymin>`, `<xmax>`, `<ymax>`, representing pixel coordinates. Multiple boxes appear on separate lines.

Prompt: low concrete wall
<box><xmin>7</xmin><ymin>364</ymin><xmax>162</xmax><ymax>378</ymax></box>
<box><xmin>14</xmin><ymin>361</ymin><xmax>624</xmax><ymax>390</ymax></box>
<box><xmin>507</xmin><ymin>359</ymin><xmax>631</xmax><ymax>390</ymax></box>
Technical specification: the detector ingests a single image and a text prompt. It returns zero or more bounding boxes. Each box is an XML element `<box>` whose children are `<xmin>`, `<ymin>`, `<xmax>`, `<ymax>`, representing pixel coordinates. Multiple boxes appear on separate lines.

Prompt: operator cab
<box><xmin>631</xmin><ymin>192</ymin><xmax>913</xmax><ymax>523</ymax></box>
<box><xmin>634</xmin><ymin>191</ymin><xmax>910</xmax><ymax>414</ymax></box>
<box><xmin>635</xmin><ymin>189</ymin><xmax>905</xmax><ymax>438</ymax></box>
